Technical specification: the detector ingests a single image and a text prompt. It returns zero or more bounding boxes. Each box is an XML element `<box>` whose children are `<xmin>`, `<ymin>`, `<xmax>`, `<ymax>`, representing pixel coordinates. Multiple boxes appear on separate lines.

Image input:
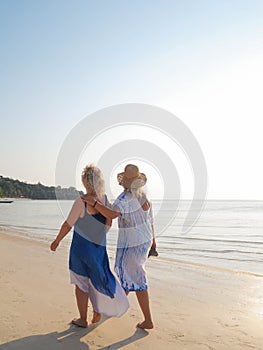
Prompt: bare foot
<box><xmin>71</xmin><ymin>318</ymin><xmax>88</xmax><ymax>328</ymax></box>
<box><xmin>136</xmin><ymin>321</ymin><xmax>154</xmax><ymax>330</ymax></box>
<box><xmin>91</xmin><ymin>311</ymin><xmax>102</xmax><ymax>323</ymax></box>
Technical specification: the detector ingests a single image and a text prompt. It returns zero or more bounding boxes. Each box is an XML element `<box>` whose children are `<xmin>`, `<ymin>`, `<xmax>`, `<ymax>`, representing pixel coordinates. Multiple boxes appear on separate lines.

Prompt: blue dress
<box><xmin>69</xmin><ymin>207</ymin><xmax>129</xmax><ymax>317</ymax></box>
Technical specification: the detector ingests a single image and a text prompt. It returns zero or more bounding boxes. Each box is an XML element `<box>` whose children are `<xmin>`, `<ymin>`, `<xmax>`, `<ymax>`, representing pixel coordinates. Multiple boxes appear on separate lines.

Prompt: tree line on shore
<box><xmin>0</xmin><ymin>175</ymin><xmax>83</xmax><ymax>200</ymax></box>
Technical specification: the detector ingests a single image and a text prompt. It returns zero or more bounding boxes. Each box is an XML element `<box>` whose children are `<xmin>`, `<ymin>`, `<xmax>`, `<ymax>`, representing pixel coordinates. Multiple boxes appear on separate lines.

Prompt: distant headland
<box><xmin>0</xmin><ymin>175</ymin><xmax>83</xmax><ymax>200</ymax></box>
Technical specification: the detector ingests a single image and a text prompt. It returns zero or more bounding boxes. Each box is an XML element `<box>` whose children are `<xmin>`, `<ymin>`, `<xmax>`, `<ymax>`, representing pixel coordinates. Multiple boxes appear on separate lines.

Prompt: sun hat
<box><xmin>117</xmin><ymin>164</ymin><xmax>147</xmax><ymax>189</ymax></box>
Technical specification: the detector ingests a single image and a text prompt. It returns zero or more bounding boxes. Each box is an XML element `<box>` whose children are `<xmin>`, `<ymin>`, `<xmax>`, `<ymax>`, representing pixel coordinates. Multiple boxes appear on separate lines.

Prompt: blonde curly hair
<box><xmin>81</xmin><ymin>164</ymin><xmax>105</xmax><ymax>196</ymax></box>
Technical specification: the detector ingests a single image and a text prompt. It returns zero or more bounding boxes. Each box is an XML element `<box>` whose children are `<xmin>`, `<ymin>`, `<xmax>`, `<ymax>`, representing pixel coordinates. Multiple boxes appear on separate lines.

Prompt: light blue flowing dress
<box><xmin>113</xmin><ymin>192</ymin><xmax>153</xmax><ymax>292</ymax></box>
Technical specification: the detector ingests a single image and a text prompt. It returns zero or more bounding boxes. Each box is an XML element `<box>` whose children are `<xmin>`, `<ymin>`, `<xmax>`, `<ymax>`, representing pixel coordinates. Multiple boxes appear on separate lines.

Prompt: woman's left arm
<box><xmin>50</xmin><ymin>198</ymin><xmax>82</xmax><ymax>251</ymax></box>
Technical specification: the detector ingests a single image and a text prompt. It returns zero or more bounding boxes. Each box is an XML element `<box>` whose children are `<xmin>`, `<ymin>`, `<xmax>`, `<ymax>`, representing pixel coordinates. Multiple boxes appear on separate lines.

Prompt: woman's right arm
<box><xmin>50</xmin><ymin>198</ymin><xmax>82</xmax><ymax>251</ymax></box>
<box><xmin>50</xmin><ymin>221</ymin><xmax>72</xmax><ymax>251</ymax></box>
<box><xmin>82</xmin><ymin>195</ymin><xmax>120</xmax><ymax>219</ymax></box>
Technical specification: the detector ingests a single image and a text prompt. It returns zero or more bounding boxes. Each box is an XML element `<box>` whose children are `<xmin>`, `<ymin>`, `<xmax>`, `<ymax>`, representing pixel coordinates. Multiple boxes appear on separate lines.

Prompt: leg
<box><xmin>135</xmin><ymin>290</ymin><xmax>154</xmax><ymax>329</ymax></box>
<box><xmin>72</xmin><ymin>285</ymin><xmax>89</xmax><ymax>328</ymax></box>
<box><xmin>86</xmin><ymin>283</ymin><xmax>102</xmax><ymax>323</ymax></box>
<box><xmin>91</xmin><ymin>310</ymin><xmax>102</xmax><ymax>323</ymax></box>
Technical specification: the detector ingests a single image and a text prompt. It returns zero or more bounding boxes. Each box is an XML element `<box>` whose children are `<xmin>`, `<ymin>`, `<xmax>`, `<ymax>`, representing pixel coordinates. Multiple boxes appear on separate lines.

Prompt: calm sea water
<box><xmin>0</xmin><ymin>199</ymin><xmax>262</xmax><ymax>275</ymax></box>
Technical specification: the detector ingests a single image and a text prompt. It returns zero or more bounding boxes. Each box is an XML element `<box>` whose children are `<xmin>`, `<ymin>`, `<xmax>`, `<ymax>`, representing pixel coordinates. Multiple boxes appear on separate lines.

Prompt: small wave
<box><xmin>167</xmin><ymin>236</ymin><xmax>263</xmax><ymax>245</ymax></box>
<box><xmin>156</xmin><ymin>256</ymin><xmax>263</xmax><ymax>278</ymax></box>
<box><xmin>0</xmin><ymin>223</ymin><xmax>57</xmax><ymax>232</ymax></box>
<box><xmin>168</xmin><ymin>247</ymin><xmax>263</xmax><ymax>255</ymax></box>
<box><xmin>169</xmin><ymin>223</ymin><xmax>263</xmax><ymax>229</ymax></box>
<box><xmin>177</xmin><ymin>252</ymin><xmax>263</xmax><ymax>264</ymax></box>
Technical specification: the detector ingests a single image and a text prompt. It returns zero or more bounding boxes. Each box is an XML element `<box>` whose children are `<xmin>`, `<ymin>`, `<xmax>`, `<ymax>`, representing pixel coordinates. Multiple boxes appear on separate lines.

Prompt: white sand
<box><xmin>0</xmin><ymin>228</ymin><xmax>263</xmax><ymax>349</ymax></box>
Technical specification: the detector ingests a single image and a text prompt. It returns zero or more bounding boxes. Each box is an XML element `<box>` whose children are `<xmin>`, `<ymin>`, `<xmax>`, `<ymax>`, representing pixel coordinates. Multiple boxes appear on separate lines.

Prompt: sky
<box><xmin>1</xmin><ymin>0</ymin><xmax>263</xmax><ymax>199</ymax></box>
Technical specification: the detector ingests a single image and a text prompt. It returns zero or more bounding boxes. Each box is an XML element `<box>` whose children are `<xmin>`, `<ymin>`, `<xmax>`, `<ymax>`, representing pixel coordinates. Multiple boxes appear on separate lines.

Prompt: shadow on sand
<box><xmin>0</xmin><ymin>325</ymin><xmax>90</xmax><ymax>350</ymax></box>
<box><xmin>0</xmin><ymin>321</ymin><xmax>149</xmax><ymax>350</ymax></box>
<box><xmin>98</xmin><ymin>328</ymin><xmax>149</xmax><ymax>349</ymax></box>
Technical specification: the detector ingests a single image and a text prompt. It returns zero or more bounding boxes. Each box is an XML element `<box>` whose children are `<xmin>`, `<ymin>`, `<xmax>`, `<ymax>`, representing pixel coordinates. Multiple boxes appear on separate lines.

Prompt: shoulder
<box><xmin>66</xmin><ymin>197</ymin><xmax>85</xmax><ymax>226</ymax></box>
<box><xmin>113</xmin><ymin>192</ymin><xmax>126</xmax><ymax>209</ymax></box>
<box><xmin>71</xmin><ymin>196</ymin><xmax>84</xmax><ymax>210</ymax></box>
<box><xmin>114</xmin><ymin>192</ymin><xmax>127</xmax><ymax>203</ymax></box>
<box><xmin>118</xmin><ymin>191</ymin><xmax>127</xmax><ymax>200</ymax></box>
<box><xmin>74</xmin><ymin>196</ymin><xmax>84</xmax><ymax>205</ymax></box>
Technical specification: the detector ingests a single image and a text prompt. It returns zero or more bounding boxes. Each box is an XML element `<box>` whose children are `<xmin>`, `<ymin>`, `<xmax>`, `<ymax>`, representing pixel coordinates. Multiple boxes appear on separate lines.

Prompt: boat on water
<box><xmin>0</xmin><ymin>200</ymin><xmax>13</xmax><ymax>203</ymax></box>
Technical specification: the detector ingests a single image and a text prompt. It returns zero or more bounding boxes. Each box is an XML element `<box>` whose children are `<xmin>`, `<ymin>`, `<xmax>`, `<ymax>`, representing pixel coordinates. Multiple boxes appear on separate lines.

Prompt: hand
<box><xmin>138</xmin><ymin>193</ymin><xmax>147</xmax><ymax>204</ymax></box>
<box><xmin>140</xmin><ymin>194</ymin><xmax>150</xmax><ymax>211</ymax></box>
<box><xmin>50</xmin><ymin>240</ymin><xmax>59</xmax><ymax>251</ymax></box>
<box><xmin>81</xmin><ymin>195</ymin><xmax>97</xmax><ymax>206</ymax></box>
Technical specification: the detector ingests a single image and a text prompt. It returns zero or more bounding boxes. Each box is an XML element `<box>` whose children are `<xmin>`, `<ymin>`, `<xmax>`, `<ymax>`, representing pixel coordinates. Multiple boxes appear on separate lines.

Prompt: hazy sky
<box><xmin>1</xmin><ymin>0</ymin><xmax>263</xmax><ymax>199</ymax></box>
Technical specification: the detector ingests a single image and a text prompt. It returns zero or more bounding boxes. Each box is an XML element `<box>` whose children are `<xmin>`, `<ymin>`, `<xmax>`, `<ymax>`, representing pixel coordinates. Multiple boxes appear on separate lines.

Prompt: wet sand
<box><xmin>0</xmin><ymin>228</ymin><xmax>263</xmax><ymax>349</ymax></box>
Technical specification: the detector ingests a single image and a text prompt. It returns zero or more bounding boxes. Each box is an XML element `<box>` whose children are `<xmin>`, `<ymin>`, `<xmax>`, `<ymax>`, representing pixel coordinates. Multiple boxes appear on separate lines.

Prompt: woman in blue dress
<box><xmin>50</xmin><ymin>165</ymin><xmax>129</xmax><ymax>328</ymax></box>
<box><xmin>83</xmin><ymin>164</ymin><xmax>155</xmax><ymax>329</ymax></box>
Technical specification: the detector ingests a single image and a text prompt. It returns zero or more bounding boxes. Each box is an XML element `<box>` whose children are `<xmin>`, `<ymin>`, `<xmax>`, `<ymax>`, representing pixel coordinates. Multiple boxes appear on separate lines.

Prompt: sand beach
<box><xmin>0</xmin><ymin>228</ymin><xmax>263</xmax><ymax>350</ymax></box>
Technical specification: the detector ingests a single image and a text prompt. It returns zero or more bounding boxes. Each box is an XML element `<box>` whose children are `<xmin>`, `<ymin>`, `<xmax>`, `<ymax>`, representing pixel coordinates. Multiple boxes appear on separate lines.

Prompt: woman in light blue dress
<box><xmin>83</xmin><ymin>164</ymin><xmax>155</xmax><ymax>329</ymax></box>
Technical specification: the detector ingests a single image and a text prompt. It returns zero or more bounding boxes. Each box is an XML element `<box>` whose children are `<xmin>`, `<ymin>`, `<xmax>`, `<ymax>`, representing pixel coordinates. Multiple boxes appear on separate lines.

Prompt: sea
<box><xmin>0</xmin><ymin>199</ymin><xmax>262</xmax><ymax>276</ymax></box>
